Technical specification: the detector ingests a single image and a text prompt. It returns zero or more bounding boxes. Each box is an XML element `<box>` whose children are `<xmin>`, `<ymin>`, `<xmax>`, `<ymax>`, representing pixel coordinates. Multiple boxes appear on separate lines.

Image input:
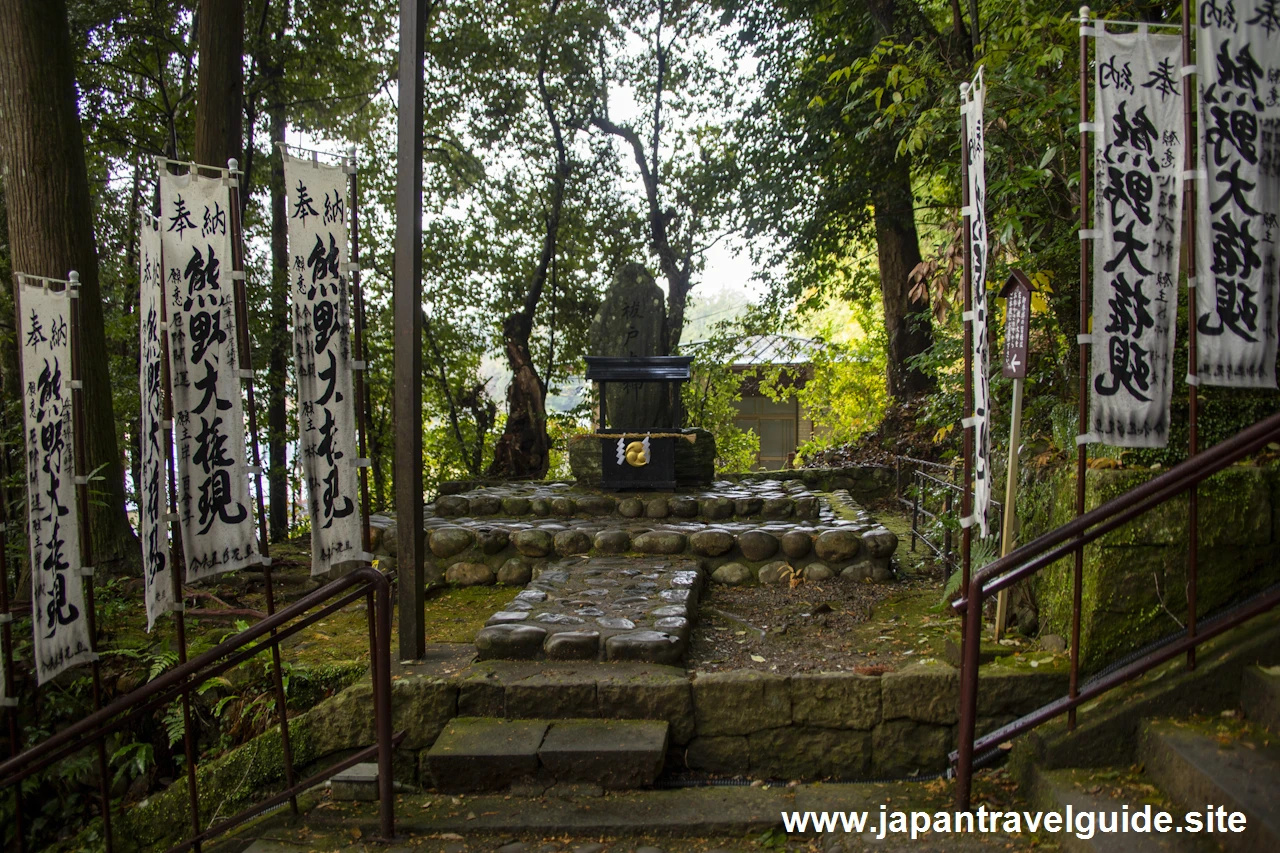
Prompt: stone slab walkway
<box><xmin>213</xmin><ymin>779</ymin><xmax>1044</xmax><ymax>853</ymax></box>
<box><xmin>475</xmin><ymin>555</ymin><xmax>702</xmax><ymax>663</ymax></box>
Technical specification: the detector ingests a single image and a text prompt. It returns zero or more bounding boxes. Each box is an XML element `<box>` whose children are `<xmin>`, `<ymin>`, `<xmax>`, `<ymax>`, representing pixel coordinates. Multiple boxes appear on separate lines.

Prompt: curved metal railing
<box><xmin>950</xmin><ymin>410</ymin><xmax>1280</xmax><ymax>807</ymax></box>
<box><xmin>0</xmin><ymin>566</ymin><xmax>399</xmax><ymax>852</ymax></box>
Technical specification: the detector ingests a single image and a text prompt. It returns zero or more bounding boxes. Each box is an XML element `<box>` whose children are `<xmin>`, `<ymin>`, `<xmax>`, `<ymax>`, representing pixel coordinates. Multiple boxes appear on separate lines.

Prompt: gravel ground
<box><xmin>686</xmin><ymin>504</ymin><xmax>963</xmax><ymax>675</ymax></box>
<box><xmin>685</xmin><ymin>575</ymin><xmax>954</xmax><ymax>674</ymax></box>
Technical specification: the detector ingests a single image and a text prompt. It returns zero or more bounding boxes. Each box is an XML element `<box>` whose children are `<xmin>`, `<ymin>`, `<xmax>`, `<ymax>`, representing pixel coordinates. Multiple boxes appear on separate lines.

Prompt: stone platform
<box><xmin>377</xmin><ymin>479</ymin><xmax>903</xmax><ymax>664</ymax></box>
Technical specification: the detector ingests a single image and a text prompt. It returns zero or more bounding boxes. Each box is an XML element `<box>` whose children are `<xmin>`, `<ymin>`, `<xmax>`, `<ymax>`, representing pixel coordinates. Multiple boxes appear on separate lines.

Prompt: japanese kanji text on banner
<box><xmin>18</xmin><ymin>282</ymin><xmax>93</xmax><ymax>684</ymax></box>
<box><xmin>159</xmin><ymin>168</ymin><xmax>259</xmax><ymax>581</ymax></box>
<box><xmin>964</xmin><ymin>70</ymin><xmax>993</xmax><ymax>538</ymax></box>
<box><xmin>1195</xmin><ymin>0</ymin><xmax>1280</xmax><ymax>387</ymax></box>
<box><xmin>139</xmin><ymin>219</ymin><xmax>173</xmax><ymax>628</ymax></box>
<box><xmin>1089</xmin><ymin>28</ymin><xmax>1184</xmax><ymax>447</ymax></box>
<box><xmin>283</xmin><ymin>154</ymin><xmax>362</xmax><ymax>575</ymax></box>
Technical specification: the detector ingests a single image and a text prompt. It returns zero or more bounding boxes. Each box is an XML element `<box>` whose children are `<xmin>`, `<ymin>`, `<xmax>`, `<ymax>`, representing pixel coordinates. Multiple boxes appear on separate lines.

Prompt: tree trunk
<box><xmin>486</xmin><ymin>0</ymin><xmax>563</xmax><ymax>480</ymax></box>
<box><xmin>872</xmin><ymin>156</ymin><xmax>934</xmax><ymax>398</ymax></box>
<box><xmin>193</xmin><ymin>0</ymin><xmax>244</xmax><ymax>169</ymax></box>
<box><xmin>0</xmin><ymin>0</ymin><xmax>137</xmax><ymax>570</ymax></box>
<box><xmin>488</xmin><ymin>314</ymin><xmax>551</xmax><ymax>479</ymax></box>
<box><xmin>267</xmin><ymin>106</ymin><xmax>289</xmax><ymax>540</ymax></box>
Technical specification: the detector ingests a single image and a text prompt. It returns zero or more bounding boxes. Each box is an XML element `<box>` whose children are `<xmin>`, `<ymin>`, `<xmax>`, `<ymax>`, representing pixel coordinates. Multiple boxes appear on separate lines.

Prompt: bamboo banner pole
<box><xmin>1180</xmin><ymin>0</ymin><xmax>1200</xmax><ymax>671</ymax></box>
<box><xmin>1071</xmin><ymin>5</ymin><xmax>1093</xmax><ymax>730</ymax></box>
<box><xmin>349</xmin><ymin>149</ymin><xmax>372</xmax><ymax>561</ymax></box>
<box><xmin>959</xmin><ymin>89</ymin><xmax>975</xmax><ymax>631</ymax></box>
<box><xmin>155</xmin><ymin>212</ymin><xmax>203</xmax><ymax>849</ymax></box>
<box><xmin>67</xmin><ymin>272</ymin><xmax>115</xmax><ymax>852</ymax></box>
<box><xmin>225</xmin><ymin>159</ymin><xmax>299</xmax><ymax>813</ymax></box>
<box><xmin>348</xmin><ymin>148</ymin><xmax>381</xmax><ymax>694</ymax></box>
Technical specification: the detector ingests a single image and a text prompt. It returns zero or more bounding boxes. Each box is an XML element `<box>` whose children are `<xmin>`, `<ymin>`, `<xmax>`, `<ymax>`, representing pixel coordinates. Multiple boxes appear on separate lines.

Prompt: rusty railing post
<box><xmin>955</xmin><ymin>575</ymin><xmax>984</xmax><ymax>809</ymax></box>
<box><xmin>375</xmin><ymin>574</ymin><xmax>396</xmax><ymax>841</ymax></box>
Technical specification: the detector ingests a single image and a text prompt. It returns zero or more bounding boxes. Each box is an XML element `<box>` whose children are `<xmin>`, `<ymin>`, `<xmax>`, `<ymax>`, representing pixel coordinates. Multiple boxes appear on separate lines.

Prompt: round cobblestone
<box><xmin>689</xmin><ymin>529</ymin><xmax>734</xmax><ymax>557</ymax></box>
<box><xmin>644</xmin><ymin>497</ymin><xmax>670</xmax><ymax>518</ymax></box>
<box><xmin>514</xmin><ymin>528</ymin><xmax>555</xmax><ymax>557</ymax></box>
<box><xmin>781</xmin><ymin>530</ymin><xmax>813</xmax><ymax>559</ymax></box>
<box><xmin>554</xmin><ymin>529</ymin><xmax>594</xmax><ymax>556</ymax></box>
<box><xmin>429</xmin><ymin>526</ymin><xmax>474</xmax><ymax>558</ymax></box>
<box><xmin>738</xmin><ymin>530</ymin><xmax>779</xmax><ymax>561</ymax></box>
<box><xmin>633</xmin><ymin>531</ymin><xmax>687</xmax><ymax>554</ymax></box>
<box><xmin>497</xmin><ymin>558</ymin><xmax>532</xmax><ymax>586</ymax></box>
<box><xmin>618</xmin><ymin>497</ymin><xmax>644</xmax><ymax>518</ymax></box>
<box><xmin>594</xmin><ymin>529</ymin><xmax>631</xmax><ymax>553</ymax></box>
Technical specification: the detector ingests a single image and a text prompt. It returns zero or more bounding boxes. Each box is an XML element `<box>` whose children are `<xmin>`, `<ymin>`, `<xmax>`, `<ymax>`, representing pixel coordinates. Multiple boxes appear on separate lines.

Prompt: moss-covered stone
<box><xmin>1022</xmin><ymin>465</ymin><xmax>1280</xmax><ymax>671</ymax></box>
<box><xmin>749</xmin><ymin>726</ymin><xmax>871</xmax><ymax>780</ymax></box>
<box><xmin>692</xmin><ymin>670</ymin><xmax>791</xmax><ymax>736</ymax></box>
<box><xmin>505</xmin><ymin>672</ymin><xmax>598</xmax><ymax>719</ymax></box>
<box><xmin>685</xmin><ymin>735</ymin><xmax>749</xmax><ymax>776</ymax></box>
<box><xmin>596</xmin><ymin>667</ymin><xmax>695</xmax><ymax>744</ymax></box>
<box><xmin>790</xmin><ymin>673</ymin><xmax>881</xmax><ymax>730</ymax></box>
<box><xmin>871</xmin><ymin>720</ymin><xmax>951</xmax><ymax>776</ymax></box>
<box><xmin>881</xmin><ymin>662</ymin><xmax>959</xmax><ymax>725</ymax></box>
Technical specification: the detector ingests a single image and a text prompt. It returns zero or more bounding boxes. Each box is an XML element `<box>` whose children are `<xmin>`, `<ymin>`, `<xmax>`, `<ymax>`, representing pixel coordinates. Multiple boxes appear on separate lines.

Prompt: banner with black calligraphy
<box><xmin>283</xmin><ymin>154</ymin><xmax>362</xmax><ymax>575</ymax></box>
<box><xmin>139</xmin><ymin>219</ymin><xmax>173</xmax><ymax>628</ymax></box>
<box><xmin>1195</xmin><ymin>0</ymin><xmax>1280</xmax><ymax>387</ymax></box>
<box><xmin>18</xmin><ymin>282</ymin><xmax>93</xmax><ymax>684</ymax></box>
<box><xmin>963</xmin><ymin>70</ymin><xmax>992</xmax><ymax>538</ymax></box>
<box><xmin>1089</xmin><ymin>29</ymin><xmax>1185</xmax><ymax>447</ymax></box>
<box><xmin>159</xmin><ymin>170</ymin><xmax>258</xmax><ymax>582</ymax></box>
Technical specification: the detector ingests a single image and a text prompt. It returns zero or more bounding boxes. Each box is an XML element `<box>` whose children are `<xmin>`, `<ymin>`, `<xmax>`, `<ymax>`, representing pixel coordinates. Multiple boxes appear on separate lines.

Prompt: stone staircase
<box><xmin>422</xmin><ymin>717</ymin><xmax>670</xmax><ymax>794</ymax></box>
<box><xmin>1026</xmin><ymin>665</ymin><xmax>1280</xmax><ymax>853</ymax></box>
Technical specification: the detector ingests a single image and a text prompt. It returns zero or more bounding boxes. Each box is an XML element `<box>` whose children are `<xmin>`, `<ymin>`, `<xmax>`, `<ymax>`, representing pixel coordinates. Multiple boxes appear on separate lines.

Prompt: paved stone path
<box><xmin>217</xmin><ymin>783</ymin><xmax>1042</xmax><ymax>853</ymax></box>
<box><xmin>476</xmin><ymin>556</ymin><xmax>702</xmax><ymax>663</ymax></box>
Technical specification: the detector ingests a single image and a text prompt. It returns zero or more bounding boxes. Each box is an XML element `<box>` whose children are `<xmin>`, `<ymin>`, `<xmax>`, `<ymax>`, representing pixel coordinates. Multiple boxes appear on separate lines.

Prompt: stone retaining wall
<box><xmin>119</xmin><ymin>659</ymin><xmax>1063</xmax><ymax>849</ymax></box>
<box><xmin>294</xmin><ymin>660</ymin><xmax>1064</xmax><ymax>782</ymax></box>
<box><xmin>397</xmin><ymin>491</ymin><xmax>897</xmax><ymax>589</ymax></box>
<box><xmin>1020</xmin><ymin>464</ymin><xmax>1280</xmax><ymax>670</ymax></box>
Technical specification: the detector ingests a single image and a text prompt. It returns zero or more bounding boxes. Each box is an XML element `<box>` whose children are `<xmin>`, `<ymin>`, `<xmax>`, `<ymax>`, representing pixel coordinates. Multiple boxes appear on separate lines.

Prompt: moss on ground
<box><xmin>423</xmin><ymin>584</ymin><xmax>517</xmax><ymax>643</ymax></box>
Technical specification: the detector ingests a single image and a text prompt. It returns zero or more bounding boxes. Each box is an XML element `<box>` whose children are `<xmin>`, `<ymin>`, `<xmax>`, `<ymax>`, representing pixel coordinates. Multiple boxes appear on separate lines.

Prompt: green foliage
<box><xmin>680</xmin><ymin>322</ymin><xmax>761</xmax><ymax>473</ymax></box>
<box><xmin>793</xmin><ymin>303</ymin><xmax>888</xmax><ymax>457</ymax></box>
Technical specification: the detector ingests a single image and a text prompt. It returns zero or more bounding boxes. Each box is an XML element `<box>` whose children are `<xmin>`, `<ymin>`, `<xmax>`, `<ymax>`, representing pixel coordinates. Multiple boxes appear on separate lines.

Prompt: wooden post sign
<box><xmin>994</xmin><ymin>269</ymin><xmax>1035</xmax><ymax>639</ymax></box>
<box><xmin>1000</xmin><ymin>269</ymin><xmax>1034</xmax><ymax>380</ymax></box>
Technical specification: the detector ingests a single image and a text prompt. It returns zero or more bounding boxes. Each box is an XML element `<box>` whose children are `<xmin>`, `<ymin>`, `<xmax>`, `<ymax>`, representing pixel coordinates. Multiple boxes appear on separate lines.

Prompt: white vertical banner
<box><xmin>963</xmin><ymin>69</ymin><xmax>992</xmax><ymax>538</ymax></box>
<box><xmin>1195</xmin><ymin>0</ymin><xmax>1280</xmax><ymax>386</ymax></box>
<box><xmin>159</xmin><ymin>169</ymin><xmax>259</xmax><ymax>581</ymax></box>
<box><xmin>1089</xmin><ymin>29</ymin><xmax>1185</xmax><ymax>446</ymax></box>
<box><xmin>283</xmin><ymin>154</ymin><xmax>362</xmax><ymax>575</ymax></box>
<box><xmin>139</xmin><ymin>219</ymin><xmax>172</xmax><ymax>628</ymax></box>
<box><xmin>18</xmin><ymin>281</ymin><xmax>93</xmax><ymax>684</ymax></box>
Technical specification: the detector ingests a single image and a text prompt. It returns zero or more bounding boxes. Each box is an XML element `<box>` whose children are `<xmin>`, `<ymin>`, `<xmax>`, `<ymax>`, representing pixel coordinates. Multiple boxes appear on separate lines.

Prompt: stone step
<box><xmin>424</xmin><ymin>717</ymin><xmax>668</xmax><ymax>794</ymax></box>
<box><xmin>1240</xmin><ymin>665</ymin><xmax>1280</xmax><ymax>734</ymax></box>
<box><xmin>1138</xmin><ymin>719</ymin><xmax>1280</xmax><ymax>853</ymax></box>
<box><xmin>1026</xmin><ymin>766</ymin><xmax>1210</xmax><ymax>853</ymax></box>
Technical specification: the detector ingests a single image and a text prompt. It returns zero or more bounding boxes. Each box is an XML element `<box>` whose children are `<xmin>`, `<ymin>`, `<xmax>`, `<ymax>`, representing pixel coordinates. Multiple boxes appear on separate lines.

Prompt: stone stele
<box><xmin>587</xmin><ymin>263</ymin><xmax>670</xmax><ymax>430</ymax></box>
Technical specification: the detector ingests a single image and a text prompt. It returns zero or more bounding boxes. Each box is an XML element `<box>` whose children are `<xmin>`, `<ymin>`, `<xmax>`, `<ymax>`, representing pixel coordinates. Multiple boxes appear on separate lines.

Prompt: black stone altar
<box><xmin>585</xmin><ymin>355</ymin><xmax>694</xmax><ymax>490</ymax></box>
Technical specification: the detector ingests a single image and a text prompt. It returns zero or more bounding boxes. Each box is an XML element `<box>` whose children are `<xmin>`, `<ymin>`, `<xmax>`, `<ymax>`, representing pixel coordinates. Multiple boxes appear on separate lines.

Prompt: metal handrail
<box><xmin>950</xmin><ymin>410</ymin><xmax>1280</xmax><ymax>808</ymax></box>
<box><xmin>0</xmin><ymin>565</ymin><xmax>399</xmax><ymax>849</ymax></box>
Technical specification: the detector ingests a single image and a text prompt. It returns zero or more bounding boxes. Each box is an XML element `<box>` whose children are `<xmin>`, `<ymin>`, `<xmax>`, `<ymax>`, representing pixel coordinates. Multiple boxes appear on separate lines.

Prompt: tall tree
<box><xmin>0</xmin><ymin>0</ymin><xmax>136</xmax><ymax>568</ymax></box>
<box><xmin>488</xmin><ymin>0</ymin><xmax>570</xmax><ymax>479</ymax></box>
<box><xmin>594</xmin><ymin>0</ymin><xmax>741</xmax><ymax>350</ymax></box>
<box><xmin>194</xmin><ymin>0</ymin><xmax>244</xmax><ymax>168</ymax></box>
<box><xmin>730</xmin><ymin>0</ymin><xmax>937</xmax><ymax>398</ymax></box>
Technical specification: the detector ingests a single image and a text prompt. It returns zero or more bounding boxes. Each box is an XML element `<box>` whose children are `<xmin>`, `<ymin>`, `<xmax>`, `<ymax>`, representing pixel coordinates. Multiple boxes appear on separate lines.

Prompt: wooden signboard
<box><xmin>999</xmin><ymin>269</ymin><xmax>1034</xmax><ymax>379</ymax></box>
